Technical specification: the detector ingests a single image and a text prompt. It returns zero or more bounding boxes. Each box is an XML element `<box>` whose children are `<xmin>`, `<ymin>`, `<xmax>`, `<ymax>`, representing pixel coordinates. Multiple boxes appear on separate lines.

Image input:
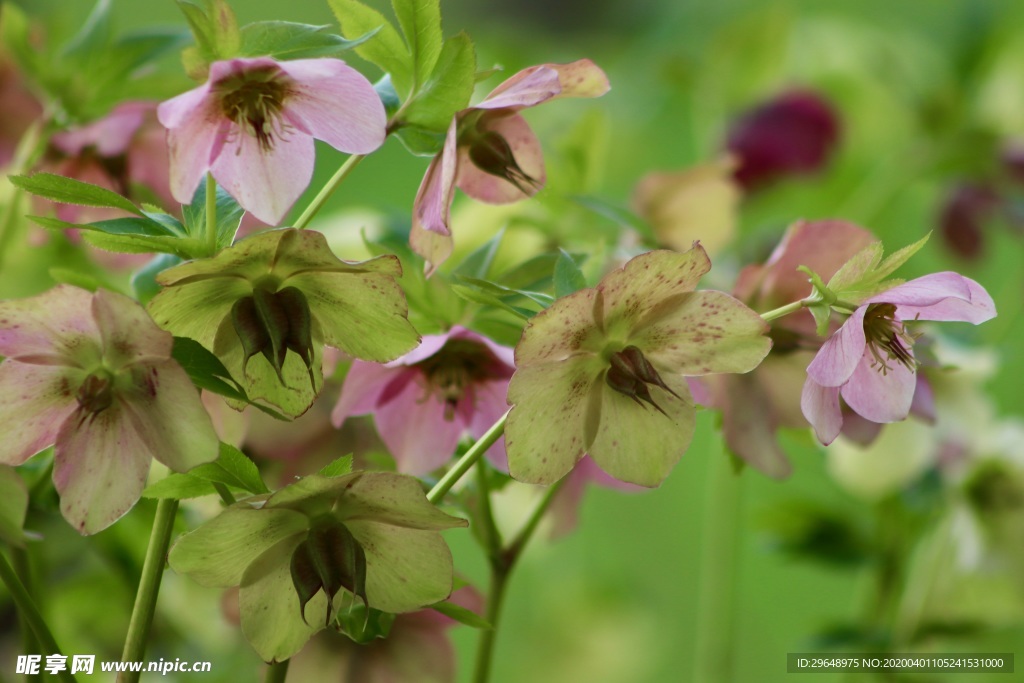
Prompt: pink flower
<box><xmin>158</xmin><ymin>57</ymin><xmax>386</xmax><ymax>224</ymax></box>
<box><xmin>410</xmin><ymin>60</ymin><xmax>609</xmax><ymax>273</ymax></box>
<box><xmin>801</xmin><ymin>273</ymin><xmax>996</xmax><ymax>445</ymax></box>
<box><xmin>332</xmin><ymin>327</ymin><xmax>514</xmax><ymax>475</ymax></box>
<box><xmin>0</xmin><ymin>286</ymin><xmax>218</xmax><ymax>533</ymax></box>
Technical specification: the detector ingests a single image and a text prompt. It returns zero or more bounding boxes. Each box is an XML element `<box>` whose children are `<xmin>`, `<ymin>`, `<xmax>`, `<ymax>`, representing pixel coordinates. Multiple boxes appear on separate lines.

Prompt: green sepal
<box><xmin>827</xmin><ymin>234</ymin><xmax>931</xmax><ymax>304</ymax></box>
<box><xmin>318</xmin><ymin>455</ymin><xmax>354</xmax><ymax>478</ymax></box>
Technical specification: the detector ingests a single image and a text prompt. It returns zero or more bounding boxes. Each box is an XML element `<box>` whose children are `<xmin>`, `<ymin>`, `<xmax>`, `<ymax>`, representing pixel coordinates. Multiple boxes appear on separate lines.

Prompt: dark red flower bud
<box><xmin>938</xmin><ymin>183</ymin><xmax>1000</xmax><ymax>260</ymax></box>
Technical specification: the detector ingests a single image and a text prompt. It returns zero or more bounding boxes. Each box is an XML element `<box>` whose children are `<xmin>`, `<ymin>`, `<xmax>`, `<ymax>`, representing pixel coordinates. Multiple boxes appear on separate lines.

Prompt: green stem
<box><xmin>692</xmin><ymin>452</ymin><xmax>742</xmax><ymax>683</ymax></box>
<box><xmin>0</xmin><ymin>551</ymin><xmax>78</xmax><ymax>683</ymax></box>
<box><xmin>265</xmin><ymin>660</ymin><xmax>289</xmax><ymax>683</ymax></box>
<box><xmin>118</xmin><ymin>499</ymin><xmax>179</xmax><ymax>683</ymax></box>
<box><xmin>11</xmin><ymin>548</ymin><xmax>41</xmax><ymax>683</ymax></box>
<box><xmin>0</xmin><ymin>187</ymin><xmax>25</xmax><ymax>272</ymax></box>
<box><xmin>427</xmin><ymin>411</ymin><xmax>508</xmax><ymax>505</ymax></box>
<box><xmin>213</xmin><ymin>482</ymin><xmax>236</xmax><ymax>506</ymax></box>
<box><xmin>759</xmin><ymin>298</ymin><xmax>807</xmax><ymax>323</ymax></box>
<box><xmin>474</xmin><ymin>462</ymin><xmax>503</xmax><ymax>558</ymax></box>
<box><xmin>205</xmin><ymin>173</ymin><xmax>217</xmax><ymax>256</ymax></box>
<box><xmin>292</xmin><ymin>154</ymin><xmax>366</xmax><ymax>230</ymax></box>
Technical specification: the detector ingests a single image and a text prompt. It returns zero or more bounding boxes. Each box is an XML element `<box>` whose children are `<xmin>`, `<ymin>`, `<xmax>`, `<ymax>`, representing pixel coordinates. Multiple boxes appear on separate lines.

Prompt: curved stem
<box><xmin>118</xmin><ymin>499</ymin><xmax>179</xmax><ymax>683</ymax></box>
<box><xmin>0</xmin><ymin>551</ymin><xmax>78</xmax><ymax>683</ymax></box>
<box><xmin>292</xmin><ymin>154</ymin><xmax>366</xmax><ymax>230</ymax></box>
<box><xmin>265</xmin><ymin>659</ymin><xmax>289</xmax><ymax>683</ymax></box>
<box><xmin>759</xmin><ymin>298</ymin><xmax>807</xmax><ymax>323</ymax></box>
<box><xmin>427</xmin><ymin>411</ymin><xmax>508</xmax><ymax>504</ymax></box>
<box><xmin>205</xmin><ymin>173</ymin><xmax>218</xmax><ymax>256</ymax></box>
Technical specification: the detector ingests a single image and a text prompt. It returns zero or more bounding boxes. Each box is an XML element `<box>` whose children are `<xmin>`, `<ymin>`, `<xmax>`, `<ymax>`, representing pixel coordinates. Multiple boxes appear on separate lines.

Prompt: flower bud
<box><xmin>289</xmin><ymin>519</ymin><xmax>368</xmax><ymax>627</ymax></box>
<box><xmin>231</xmin><ymin>286</ymin><xmax>317</xmax><ymax>388</ymax></box>
<box><xmin>466</xmin><ymin>129</ymin><xmax>540</xmax><ymax>195</ymax></box>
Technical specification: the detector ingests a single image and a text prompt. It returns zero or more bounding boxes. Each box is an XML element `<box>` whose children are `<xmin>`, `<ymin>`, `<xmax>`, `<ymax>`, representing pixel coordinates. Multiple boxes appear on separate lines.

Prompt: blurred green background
<box><xmin>3</xmin><ymin>0</ymin><xmax>1023</xmax><ymax>681</ymax></box>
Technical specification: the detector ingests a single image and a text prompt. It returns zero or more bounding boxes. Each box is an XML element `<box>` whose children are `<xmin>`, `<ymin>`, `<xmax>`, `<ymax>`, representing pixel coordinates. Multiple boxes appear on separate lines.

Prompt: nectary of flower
<box><xmin>158</xmin><ymin>57</ymin><xmax>386</xmax><ymax>224</ymax></box>
<box><xmin>505</xmin><ymin>246</ymin><xmax>772</xmax><ymax>487</ymax></box>
<box><xmin>725</xmin><ymin>89</ymin><xmax>839</xmax><ymax>189</ymax></box>
<box><xmin>0</xmin><ymin>285</ymin><xmax>218</xmax><ymax>534</ymax></box>
<box><xmin>147</xmin><ymin>228</ymin><xmax>420</xmax><ymax>418</ymax></box>
<box><xmin>801</xmin><ymin>273</ymin><xmax>996</xmax><ymax>445</ymax></box>
<box><xmin>167</xmin><ymin>472</ymin><xmax>467</xmax><ymax>663</ymax></box>
<box><xmin>410</xmin><ymin>59</ymin><xmax>610</xmax><ymax>273</ymax></box>
<box><xmin>332</xmin><ymin>326</ymin><xmax>515</xmax><ymax>474</ymax></box>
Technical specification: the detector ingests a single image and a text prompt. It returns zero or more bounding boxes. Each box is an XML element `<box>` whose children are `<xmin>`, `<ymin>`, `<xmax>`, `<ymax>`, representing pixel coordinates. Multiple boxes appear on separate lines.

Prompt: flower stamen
<box><xmin>862</xmin><ymin>303</ymin><xmax>919</xmax><ymax>375</ymax></box>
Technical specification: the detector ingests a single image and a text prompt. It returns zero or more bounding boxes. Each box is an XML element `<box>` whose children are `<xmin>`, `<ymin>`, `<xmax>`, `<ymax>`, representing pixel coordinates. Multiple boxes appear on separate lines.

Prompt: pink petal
<box><xmin>447</xmin><ymin>325</ymin><xmax>516</xmax><ymax>370</ymax></box>
<box><xmin>867</xmin><ymin>272</ymin><xmax>971</xmax><ymax>308</ymax></box>
<box><xmin>331</xmin><ymin>362</ymin><xmax>404</xmax><ymax>426</ymax></box>
<box><xmin>158</xmin><ymin>83</ymin><xmax>226</xmax><ymax>205</ymax></box>
<box><xmin>800</xmin><ymin>378</ymin><xmax>843</xmax><ymax>445</ymax></box>
<box><xmin>409</xmin><ymin>220</ymin><xmax>454</xmax><ymax>277</ymax></box>
<box><xmin>279</xmin><ymin>58</ymin><xmax>386</xmax><ymax>154</ymax></box>
<box><xmin>373</xmin><ymin>377</ymin><xmax>463</xmax><ymax>475</ymax></box>
<box><xmin>910</xmin><ymin>374</ymin><xmax>936</xmax><ymax>423</ymax></box>
<box><xmin>888</xmin><ymin>275</ymin><xmax>996</xmax><ymax>324</ymax></box>
<box><xmin>0</xmin><ymin>285</ymin><xmax>101</xmax><ymax>366</ymax></box>
<box><xmin>92</xmin><ymin>289</ymin><xmax>172</xmax><ymax>369</ymax></box>
<box><xmin>0</xmin><ymin>362</ymin><xmax>80</xmax><ymax>465</ymax></box>
<box><xmin>806</xmin><ymin>306</ymin><xmax>867</xmax><ymax>387</ymax></box>
<box><xmin>455</xmin><ymin>113</ymin><xmax>545</xmax><ymax>204</ymax></box>
<box><xmin>477</xmin><ymin>66</ymin><xmax>562</xmax><ymax>110</ymax></box>
<box><xmin>412</xmin><ymin>120</ymin><xmax>459</xmax><ymax>237</ymax></box>
<box><xmin>52</xmin><ymin>102</ymin><xmax>150</xmax><ymax>157</ymax></box>
<box><xmin>718</xmin><ymin>372</ymin><xmax>793</xmax><ymax>479</ymax></box>
<box><xmin>53</xmin><ymin>404</ymin><xmax>154</xmax><ymax>534</ymax></box>
<box><xmin>543</xmin><ymin>59</ymin><xmax>611</xmax><ymax>99</ymax></box>
<box><xmin>210</xmin><ymin>121</ymin><xmax>315</xmax><ymax>224</ymax></box>
<box><xmin>392</xmin><ymin>332</ymin><xmax>456</xmax><ymax>366</ymax></box>
<box><xmin>840</xmin><ymin>353</ymin><xmax>916</xmax><ymax>424</ymax></box>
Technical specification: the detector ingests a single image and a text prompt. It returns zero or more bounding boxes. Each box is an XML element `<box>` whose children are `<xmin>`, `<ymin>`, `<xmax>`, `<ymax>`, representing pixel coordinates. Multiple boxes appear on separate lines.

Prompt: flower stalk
<box><xmin>292</xmin><ymin>154</ymin><xmax>365</xmax><ymax>230</ymax></box>
<box><xmin>427</xmin><ymin>411</ymin><xmax>509</xmax><ymax>504</ymax></box>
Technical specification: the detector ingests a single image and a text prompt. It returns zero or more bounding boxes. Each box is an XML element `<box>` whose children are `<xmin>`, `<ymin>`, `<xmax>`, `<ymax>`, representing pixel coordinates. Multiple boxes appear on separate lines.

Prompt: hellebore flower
<box><xmin>158</xmin><ymin>57</ymin><xmax>386</xmax><ymax>224</ymax></box>
<box><xmin>168</xmin><ymin>472</ymin><xmax>467</xmax><ymax>662</ymax></box>
<box><xmin>0</xmin><ymin>285</ymin><xmax>218</xmax><ymax>534</ymax></box>
<box><xmin>147</xmin><ymin>228</ymin><xmax>420</xmax><ymax>418</ymax></box>
<box><xmin>725</xmin><ymin>89</ymin><xmax>839</xmax><ymax>189</ymax></box>
<box><xmin>505</xmin><ymin>246</ymin><xmax>771</xmax><ymax>487</ymax></box>
<box><xmin>801</xmin><ymin>273</ymin><xmax>996</xmax><ymax>445</ymax></box>
<box><xmin>410</xmin><ymin>59</ymin><xmax>610</xmax><ymax>272</ymax></box>
<box><xmin>332</xmin><ymin>326</ymin><xmax>515</xmax><ymax>475</ymax></box>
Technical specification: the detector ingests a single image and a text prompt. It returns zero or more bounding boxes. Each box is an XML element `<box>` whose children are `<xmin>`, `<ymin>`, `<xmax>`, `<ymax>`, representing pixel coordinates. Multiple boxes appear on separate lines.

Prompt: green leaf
<box><xmin>132</xmin><ymin>254</ymin><xmax>184</xmax><ymax>305</ymax></box>
<box><xmin>48</xmin><ymin>268</ymin><xmax>101</xmax><ymax>292</ymax></box>
<box><xmin>401</xmin><ymin>32</ymin><xmax>475</xmax><ymax>131</ymax></box>
<box><xmin>110</xmin><ymin>29</ymin><xmax>192</xmax><ymax>74</ymax></box>
<box><xmin>571</xmin><ymin>195</ymin><xmax>656</xmax><ymax>242</ymax></box>
<box><xmin>498</xmin><ymin>252</ymin><xmax>561</xmax><ymax>291</ymax></box>
<box><xmin>873</xmin><ymin>233</ymin><xmax>930</xmax><ymax>283</ymax></box>
<box><xmin>238</xmin><ymin>21</ymin><xmax>377</xmax><ymax>60</ymax></box>
<box><xmin>0</xmin><ymin>466</ymin><xmax>29</xmax><ymax>547</ymax></box>
<box><xmin>453</xmin><ymin>229</ymin><xmax>503</xmax><ymax>280</ymax></box>
<box><xmin>450</xmin><ymin>284</ymin><xmax>532</xmax><ymax>320</ymax></box>
<box><xmin>553</xmin><ymin>249</ymin><xmax>587</xmax><ymax>298</ymax></box>
<box><xmin>188</xmin><ymin>443</ymin><xmax>270</xmax><ymax>495</ymax></box>
<box><xmin>10</xmin><ymin>173</ymin><xmax>142</xmax><ymax>216</ymax></box>
<box><xmin>80</xmin><ymin>231</ymin><xmax>194</xmax><ymax>257</ymax></box>
<box><xmin>456</xmin><ymin>276</ymin><xmax>554</xmax><ymax>308</ymax></box>
<box><xmin>142</xmin><ymin>473</ymin><xmax>218</xmax><ymax>499</ymax></box>
<box><xmin>171</xmin><ymin>336</ymin><xmax>248</xmax><ymax>402</ymax></box>
<box><xmin>429</xmin><ymin>600</ymin><xmax>492</xmax><ymax>629</ymax></box>
<box><xmin>328</xmin><ymin>0</ymin><xmax>413</xmax><ymax>97</ymax></box>
<box><xmin>391</xmin><ymin>0</ymin><xmax>443</xmax><ymax>92</ymax></box>
<box><xmin>394</xmin><ymin>124</ymin><xmax>446</xmax><ymax>157</ymax></box>
<box><xmin>181</xmin><ymin>180</ymin><xmax>244</xmax><ymax>251</ymax></box>
<box><xmin>374</xmin><ymin>74</ymin><xmax>402</xmax><ymax>119</ymax></box>
<box><xmin>60</xmin><ymin>0</ymin><xmax>113</xmax><ymax>62</ymax></box>
<box><xmin>176</xmin><ymin>0</ymin><xmax>218</xmax><ymax>61</ymax></box>
<box><xmin>319</xmin><ymin>455</ymin><xmax>354</xmax><ymax>478</ymax></box>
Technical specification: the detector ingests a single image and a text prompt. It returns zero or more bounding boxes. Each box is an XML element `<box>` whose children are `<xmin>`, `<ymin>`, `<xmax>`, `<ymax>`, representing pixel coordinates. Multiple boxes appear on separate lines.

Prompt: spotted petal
<box><xmin>0</xmin><ymin>285</ymin><xmax>101</xmax><ymax>366</ymax></box>
<box><xmin>0</xmin><ymin>363</ymin><xmax>80</xmax><ymax>465</ymax></box>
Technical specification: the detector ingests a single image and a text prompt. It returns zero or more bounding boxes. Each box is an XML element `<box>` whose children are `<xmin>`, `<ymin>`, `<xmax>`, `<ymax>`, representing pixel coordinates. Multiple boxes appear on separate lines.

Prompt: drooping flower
<box><xmin>937</xmin><ymin>182</ymin><xmax>1001</xmax><ymax>261</ymax></box>
<box><xmin>168</xmin><ymin>472</ymin><xmax>467</xmax><ymax>662</ymax></box>
<box><xmin>410</xmin><ymin>60</ymin><xmax>610</xmax><ymax>273</ymax></box>
<box><xmin>0</xmin><ymin>285</ymin><xmax>218</xmax><ymax>534</ymax></box>
<box><xmin>158</xmin><ymin>57</ymin><xmax>386</xmax><ymax>224</ymax></box>
<box><xmin>332</xmin><ymin>326</ymin><xmax>514</xmax><ymax>475</ymax></box>
<box><xmin>725</xmin><ymin>89</ymin><xmax>839</xmax><ymax>189</ymax></box>
<box><xmin>147</xmin><ymin>228</ymin><xmax>420</xmax><ymax>418</ymax></box>
<box><xmin>505</xmin><ymin>246</ymin><xmax>771</xmax><ymax>487</ymax></box>
<box><xmin>801</xmin><ymin>273</ymin><xmax>996</xmax><ymax>445</ymax></box>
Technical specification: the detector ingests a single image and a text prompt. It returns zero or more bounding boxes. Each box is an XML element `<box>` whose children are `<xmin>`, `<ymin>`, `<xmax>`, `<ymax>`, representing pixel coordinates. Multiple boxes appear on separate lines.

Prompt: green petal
<box><xmin>265</xmin><ymin>229</ymin><xmax>402</xmax><ymax>280</ymax></box>
<box><xmin>240</xmin><ymin>534</ymin><xmax>327</xmax><ymax>663</ymax></box>
<box><xmin>347</xmin><ymin>520</ymin><xmax>454</xmax><ymax>613</ymax></box>
<box><xmin>514</xmin><ymin>287</ymin><xmax>603</xmax><ymax>365</ymax></box>
<box><xmin>92</xmin><ymin>289</ymin><xmax>172</xmax><ymax>368</ymax></box>
<box><xmin>506</xmin><ymin>356</ymin><xmax>604</xmax><ymax>485</ymax></box>
<box><xmin>597</xmin><ymin>247</ymin><xmax>711</xmax><ymax>341</ymax></box>
<box><xmin>287</xmin><ymin>271</ymin><xmax>419</xmax><ymax>363</ymax></box>
<box><xmin>168</xmin><ymin>506</ymin><xmax>308</xmax><ymax>587</ymax></box>
<box><xmin>147</xmin><ymin>278</ymin><xmax>252</xmax><ymax>347</ymax></box>
<box><xmin>588</xmin><ymin>371</ymin><xmax>695</xmax><ymax>487</ymax></box>
<box><xmin>632</xmin><ymin>290</ymin><xmax>771</xmax><ymax>375</ymax></box>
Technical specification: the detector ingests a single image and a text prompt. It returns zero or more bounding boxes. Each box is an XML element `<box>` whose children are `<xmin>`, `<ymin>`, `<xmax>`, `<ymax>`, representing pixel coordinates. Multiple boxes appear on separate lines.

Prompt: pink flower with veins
<box><xmin>410</xmin><ymin>59</ymin><xmax>610</xmax><ymax>273</ymax></box>
<box><xmin>802</xmin><ymin>273</ymin><xmax>996</xmax><ymax>445</ymax></box>
<box><xmin>332</xmin><ymin>327</ymin><xmax>514</xmax><ymax>475</ymax></box>
<box><xmin>158</xmin><ymin>57</ymin><xmax>386</xmax><ymax>225</ymax></box>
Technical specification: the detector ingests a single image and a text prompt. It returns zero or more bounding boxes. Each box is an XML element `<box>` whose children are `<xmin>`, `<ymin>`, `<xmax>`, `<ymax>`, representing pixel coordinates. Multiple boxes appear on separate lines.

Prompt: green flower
<box><xmin>147</xmin><ymin>228</ymin><xmax>420</xmax><ymax>417</ymax></box>
<box><xmin>168</xmin><ymin>472</ymin><xmax>466</xmax><ymax>662</ymax></box>
<box><xmin>506</xmin><ymin>246</ymin><xmax>772</xmax><ymax>487</ymax></box>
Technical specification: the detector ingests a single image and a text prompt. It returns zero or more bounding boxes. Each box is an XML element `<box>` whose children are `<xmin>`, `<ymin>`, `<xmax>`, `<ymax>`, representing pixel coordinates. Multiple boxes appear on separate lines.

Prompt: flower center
<box><xmin>76</xmin><ymin>368</ymin><xmax>116</xmax><ymax>414</ymax></box>
<box><xmin>414</xmin><ymin>338</ymin><xmax>509</xmax><ymax>421</ymax></box>
<box><xmin>862</xmin><ymin>303</ymin><xmax>918</xmax><ymax>375</ymax></box>
<box><xmin>214</xmin><ymin>66</ymin><xmax>293</xmax><ymax>152</ymax></box>
<box><xmin>463</xmin><ymin>125</ymin><xmax>540</xmax><ymax>195</ymax></box>
<box><xmin>604</xmin><ymin>345</ymin><xmax>681</xmax><ymax>417</ymax></box>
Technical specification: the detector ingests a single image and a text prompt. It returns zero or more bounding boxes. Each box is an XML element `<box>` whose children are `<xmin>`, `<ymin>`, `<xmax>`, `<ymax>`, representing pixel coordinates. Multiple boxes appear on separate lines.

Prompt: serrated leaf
<box><xmin>553</xmin><ymin>249</ymin><xmax>586</xmax><ymax>298</ymax></box>
<box><xmin>81</xmin><ymin>231</ymin><xmax>194</xmax><ymax>257</ymax></box>
<box><xmin>429</xmin><ymin>600</ymin><xmax>492</xmax><ymax>629</ymax></box>
<box><xmin>239</xmin><ymin>21</ymin><xmax>376</xmax><ymax>60</ymax></box>
<box><xmin>142</xmin><ymin>472</ymin><xmax>218</xmax><ymax>499</ymax></box>
<box><xmin>319</xmin><ymin>455</ymin><xmax>354</xmax><ymax>478</ymax></box>
<box><xmin>401</xmin><ymin>32</ymin><xmax>475</xmax><ymax>131</ymax></box>
<box><xmin>392</xmin><ymin>0</ymin><xmax>443</xmax><ymax>91</ymax></box>
<box><xmin>188</xmin><ymin>443</ymin><xmax>270</xmax><ymax>495</ymax></box>
<box><xmin>171</xmin><ymin>336</ymin><xmax>248</xmax><ymax>402</ymax></box>
<box><xmin>10</xmin><ymin>173</ymin><xmax>142</xmax><ymax>216</ymax></box>
<box><xmin>328</xmin><ymin>0</ymin><xmax>413</xmax><ymax>97</ymax></box>
<box><xmin>453</xmin><ymin>229</ymin><xmax>503</xmax><ymax>280</ymax></box>
<box><xmin>827</xmin><ymin>242</ymin><xmax>883</xmax><ymax>293</ymax></box>
<box><xmin>873</xmin><ymin>233</ymin><xmax>930</xmax><ymax>282</ymax></box>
